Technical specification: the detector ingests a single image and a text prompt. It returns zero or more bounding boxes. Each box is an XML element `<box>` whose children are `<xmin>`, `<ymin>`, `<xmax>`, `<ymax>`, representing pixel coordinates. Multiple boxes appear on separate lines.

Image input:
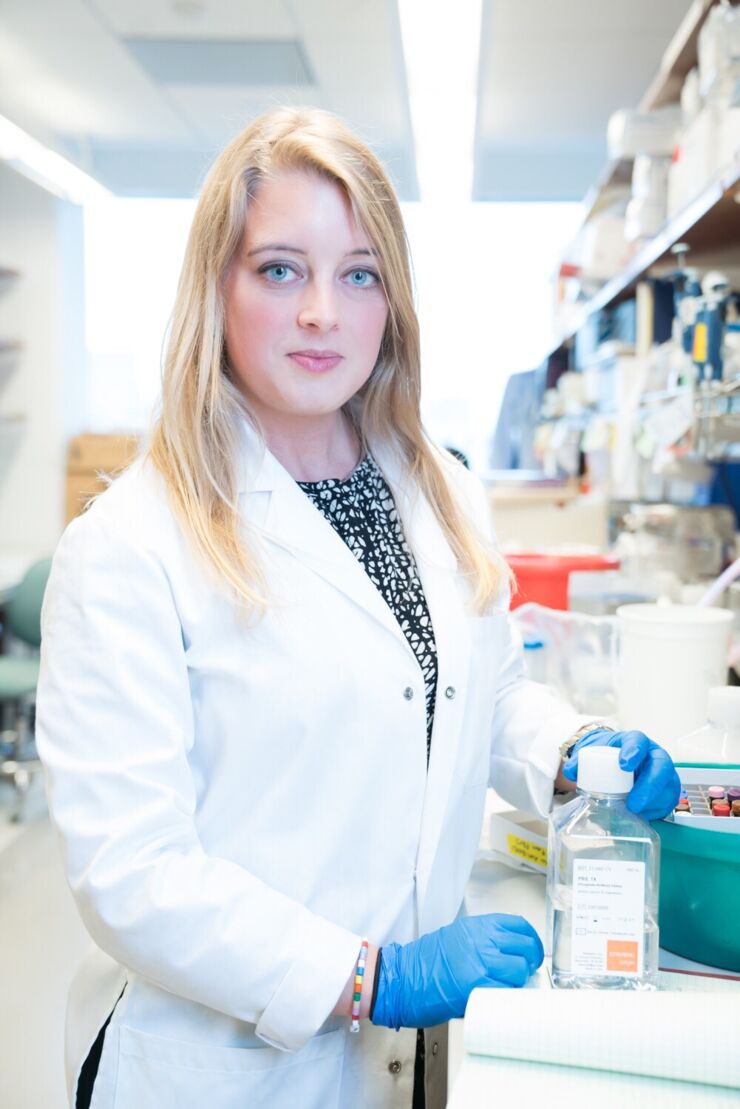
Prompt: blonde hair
<box><xmin>148</xmin><ymin>106</ymin><xmax>511</xmax><ymax>614</ymax></box>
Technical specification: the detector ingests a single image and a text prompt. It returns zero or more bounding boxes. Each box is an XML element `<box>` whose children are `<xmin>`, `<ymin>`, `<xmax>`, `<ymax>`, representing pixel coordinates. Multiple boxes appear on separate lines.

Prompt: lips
<box><xmin>287</xmin><ymin>351</ymin><xmax>344</xmax><ymax>373</ymax></box>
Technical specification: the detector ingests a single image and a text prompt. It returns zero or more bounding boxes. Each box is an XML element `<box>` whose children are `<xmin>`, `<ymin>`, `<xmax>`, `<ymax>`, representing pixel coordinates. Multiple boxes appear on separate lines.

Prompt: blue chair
<box><xmin>0</xmin><ymin>558</ymin><xmax>51</xmax><ymax>820</ymax></box>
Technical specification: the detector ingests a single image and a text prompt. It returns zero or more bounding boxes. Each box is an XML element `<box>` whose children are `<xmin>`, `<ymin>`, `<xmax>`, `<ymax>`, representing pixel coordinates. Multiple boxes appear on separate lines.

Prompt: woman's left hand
<box><xmin>562</xmin><ymin>728</ymin><xmax>681</xmax><ymax>821</ymax></box>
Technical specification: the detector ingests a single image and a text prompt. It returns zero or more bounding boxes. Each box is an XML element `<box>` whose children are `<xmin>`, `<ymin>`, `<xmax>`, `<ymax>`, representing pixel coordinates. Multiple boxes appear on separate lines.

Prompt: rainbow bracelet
<box><xmin>350</xmin><ymin>939</ymin><xmax>369</xmax><ymax>1033</ymax></box>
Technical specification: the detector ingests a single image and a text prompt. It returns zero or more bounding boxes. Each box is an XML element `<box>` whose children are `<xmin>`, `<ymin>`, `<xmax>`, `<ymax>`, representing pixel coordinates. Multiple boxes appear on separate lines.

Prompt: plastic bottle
<box><xmin>547</xmin><ymin>746</ymin><xmax>660</xmax><ymax>990</ymax></box>
<box><xmin>671</xmin><ymin>686</ymin><xmax>740</xmax><ymax>764</ymax></box>
<box><xmin>522</xmin><ymin>638</ymin><xmax>547</xmax><ymax>683</ymax></box>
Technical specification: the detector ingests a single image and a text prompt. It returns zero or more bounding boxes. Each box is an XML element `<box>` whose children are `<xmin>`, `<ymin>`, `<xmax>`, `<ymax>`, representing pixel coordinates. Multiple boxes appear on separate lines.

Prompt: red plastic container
<box><xmin>507</xmin><ymin>553</ymin><xmax>619</xmax><ymax>610</ymax></box>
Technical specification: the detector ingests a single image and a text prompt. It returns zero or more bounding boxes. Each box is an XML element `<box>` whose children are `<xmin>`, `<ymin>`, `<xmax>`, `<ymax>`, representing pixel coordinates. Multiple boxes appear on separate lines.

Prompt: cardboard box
<box><xmin>67</xmin><ymin>433</ymin><xmax>139</xmax><ymax>475</ymax></box>
<box><xmin>65</xmin><ymin>433</ymin><xmax>140</xmax><ymax>523</ymax></box>
<box><xmin>65</xmin><ymin>471</ymin><xmax>108</xmax><ymax>524</ymax></box>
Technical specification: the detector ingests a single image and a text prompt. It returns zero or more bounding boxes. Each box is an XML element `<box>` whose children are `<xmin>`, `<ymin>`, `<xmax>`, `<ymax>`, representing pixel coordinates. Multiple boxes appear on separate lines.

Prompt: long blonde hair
<box><xmin>148</xmin><ymin>106</ymin><xmax>510</xmax><ymax>613</ymax></box>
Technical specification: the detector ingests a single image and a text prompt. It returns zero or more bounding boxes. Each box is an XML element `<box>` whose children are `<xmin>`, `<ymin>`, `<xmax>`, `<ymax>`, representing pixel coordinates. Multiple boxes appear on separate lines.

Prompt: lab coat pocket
<box><xmin>111</xmin><ymin>1022</ymin><xmax>347</xmax><ymax>1109</ymax></box>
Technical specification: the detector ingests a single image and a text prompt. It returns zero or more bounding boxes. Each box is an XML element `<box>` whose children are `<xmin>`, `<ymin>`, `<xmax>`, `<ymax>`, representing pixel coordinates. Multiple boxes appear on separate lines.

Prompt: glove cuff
<box><xmin>368</xmin><ymin>945</ymin><xmax>383</xmax><ymax>1021</ymax></box>
<box><xmin>369</xmin><ymin>943</ymin><xmax>402</xmax><ymax>1031</ymax></box>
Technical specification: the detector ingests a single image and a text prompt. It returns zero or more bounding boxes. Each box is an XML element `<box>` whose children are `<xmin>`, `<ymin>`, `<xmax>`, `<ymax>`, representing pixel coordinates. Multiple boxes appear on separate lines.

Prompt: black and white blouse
<box><xmin>298</xmin><ymin>454</ymin><xmax>438</xmax><ymax>762</ymax></box>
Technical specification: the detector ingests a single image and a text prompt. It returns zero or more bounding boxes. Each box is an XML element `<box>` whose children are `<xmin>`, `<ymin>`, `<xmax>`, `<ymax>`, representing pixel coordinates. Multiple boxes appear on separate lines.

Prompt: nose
<box><xmin>297</xmin><ymin>277</ymin><xmax>339</xmax><ymax>333</ymax></box>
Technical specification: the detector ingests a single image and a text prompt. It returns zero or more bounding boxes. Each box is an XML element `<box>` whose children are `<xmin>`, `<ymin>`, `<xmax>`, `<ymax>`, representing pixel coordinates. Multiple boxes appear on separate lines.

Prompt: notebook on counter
<box><xmin>447</xmin><ymin>960</ymin><xmax>740</xmax><ymax>1109</ymax></box>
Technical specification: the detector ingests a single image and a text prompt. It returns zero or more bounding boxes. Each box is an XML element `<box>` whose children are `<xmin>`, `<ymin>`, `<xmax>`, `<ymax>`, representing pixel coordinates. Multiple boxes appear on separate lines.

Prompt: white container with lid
<box><xmin>671</xmin><ymin>685</ymin><xmax>740</xmax><ymax>764</ymax></box>
<box><xmin>616</xmin><ymin>604</ymin><xmax>732</xmax><ymax>751</ymax></box>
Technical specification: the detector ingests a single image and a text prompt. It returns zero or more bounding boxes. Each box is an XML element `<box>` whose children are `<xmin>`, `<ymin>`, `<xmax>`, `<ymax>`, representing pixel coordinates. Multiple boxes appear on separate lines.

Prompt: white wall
<box><xmin>0</xmin><ymin>163</ymin><xmax>85</xmax><ymax>558</ymax></box>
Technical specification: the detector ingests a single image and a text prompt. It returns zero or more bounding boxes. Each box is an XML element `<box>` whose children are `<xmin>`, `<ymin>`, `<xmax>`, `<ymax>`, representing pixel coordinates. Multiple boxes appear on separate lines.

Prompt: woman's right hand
<box><xmin>370</xmin><ymin>913</ymin><xmax>543</xmax><ymax>1030</ymax></box>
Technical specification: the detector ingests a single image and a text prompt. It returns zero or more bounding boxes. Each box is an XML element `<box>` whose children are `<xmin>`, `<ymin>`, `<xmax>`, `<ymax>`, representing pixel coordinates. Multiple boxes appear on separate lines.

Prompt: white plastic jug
<box><xmin>616</xmin><ymin>603</ymin><xmax>732</xmax><ymax>751</ymax></box>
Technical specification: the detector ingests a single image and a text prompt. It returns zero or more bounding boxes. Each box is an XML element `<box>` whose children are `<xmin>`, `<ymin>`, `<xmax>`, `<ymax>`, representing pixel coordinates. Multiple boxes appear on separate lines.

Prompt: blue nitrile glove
<box><xmin>370</xmin><ymin>913</ymin><xmax>544</xmax><ymax>1031</ymax></box>
<box><xmin>562</xmin><ymin>727</ymin><xmax>681</xmax><ymax>820</ymax></box>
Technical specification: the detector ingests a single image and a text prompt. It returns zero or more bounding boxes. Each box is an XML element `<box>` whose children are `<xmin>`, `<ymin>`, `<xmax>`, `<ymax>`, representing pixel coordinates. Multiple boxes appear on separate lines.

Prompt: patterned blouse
<box><xmin>297</xmin><ymin>454</ymin><xmax>438</xmax><ymax>762</ymax></box>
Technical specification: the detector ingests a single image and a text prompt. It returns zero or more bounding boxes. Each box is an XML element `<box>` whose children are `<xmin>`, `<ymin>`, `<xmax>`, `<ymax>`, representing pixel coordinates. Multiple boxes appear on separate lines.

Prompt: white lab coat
<box><xmin>37</xmin><ymin>422</ymin><xmax>593</xmax><ymax>1109</ymax></box>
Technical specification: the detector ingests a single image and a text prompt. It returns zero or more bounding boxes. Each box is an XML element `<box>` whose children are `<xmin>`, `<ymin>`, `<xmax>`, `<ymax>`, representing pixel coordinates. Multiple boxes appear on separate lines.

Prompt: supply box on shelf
<box><xmin>66</xmin><ymin>433</ymin><xmax>139</xmax><ymax>523</ymax></box>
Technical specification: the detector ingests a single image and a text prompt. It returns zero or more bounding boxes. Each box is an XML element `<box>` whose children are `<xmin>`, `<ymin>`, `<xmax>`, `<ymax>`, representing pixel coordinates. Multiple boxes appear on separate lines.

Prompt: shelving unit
<box><xmin>549</xmin><ymin>155</ymin><xmax>740</xmax><ymax>359</ymax></box>
<box><xmin>0</xmin><ymin>340</ymin><xmax>23</xmax><ymax>392</ymax></box>
<box><xmin>577</xmin><ymin>0</ymin><xmax>718</xmax><ymax>233</ymax></box>
<box><xmin>0</xmin><ymin>268</ymin><xmax>23</xmax><ymax>464</ymax></box>
<box><xmin>0</xmin><ymin>414</ymin><xmax>26</xmax><ymax>467</ymax></box>
<box><xmin>639</xmin><ymin>0</ymin><xmax>715</xmax><ymax>112</ymax></box>
<box><xmin>546</xmin><ymin>0</ymin><xmax>740</xmax><ymax>366</ymax></box>
<box><xmin>580</xmin><ymin>158</ymin><xmax>632</xmax><ymax>223</ymax></box>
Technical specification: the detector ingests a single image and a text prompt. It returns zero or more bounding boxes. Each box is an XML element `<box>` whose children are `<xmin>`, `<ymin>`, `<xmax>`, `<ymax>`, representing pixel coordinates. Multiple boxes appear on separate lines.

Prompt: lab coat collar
<box><xmin>234</xmin><ymin>416</ymin><xmax>456</xmax><ymax>575</ymax></box>
<box><xmin>234</xmin><ymin>418</ymin><xmax>434</xmax><ymax>658</ymax></box>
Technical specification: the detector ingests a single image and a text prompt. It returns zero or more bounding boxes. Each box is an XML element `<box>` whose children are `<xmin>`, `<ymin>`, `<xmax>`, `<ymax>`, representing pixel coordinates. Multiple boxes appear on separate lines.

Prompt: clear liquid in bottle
<box><xmin>547</xmin><ymin>745</ymin><xmax>660</xmax><ymax>990</ymax></box>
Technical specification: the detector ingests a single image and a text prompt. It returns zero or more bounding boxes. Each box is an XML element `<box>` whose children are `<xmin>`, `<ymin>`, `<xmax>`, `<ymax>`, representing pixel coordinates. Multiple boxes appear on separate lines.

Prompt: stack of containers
<box><xmin>602</xmin><ymin>106</ymin><xmax>680</xmax><ymax>250</ymax></box>
<box><xmin>668</xmin><ymin>3</ymin><xmax>740</xmax><ymax>218</ymax></box>
<box><xmin>606</xmin><ymin>106</ymin><xmax>680</xmax><ymax>244</ymax></box>
<box><xmin>625</xmin><ymin>154</ymin><xmax>671</xmax><ymax>242</ymax></box>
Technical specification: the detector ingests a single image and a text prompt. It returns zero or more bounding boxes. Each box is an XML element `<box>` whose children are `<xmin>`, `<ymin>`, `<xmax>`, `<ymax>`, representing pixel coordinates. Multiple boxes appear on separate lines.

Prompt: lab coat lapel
<box><xmin>239</xmin><ymin>424</ymin><xmax>473</xmax><ymax>906</ymax></box>
<box><xmin>237</xmin><ymin>429</ymin><xmax>416</xmax><ymax>656</ymax></box>
<box><xmin>372</xmin><ymin>443</ymin><xmax>472</xmax><ymax>911</ymax></box>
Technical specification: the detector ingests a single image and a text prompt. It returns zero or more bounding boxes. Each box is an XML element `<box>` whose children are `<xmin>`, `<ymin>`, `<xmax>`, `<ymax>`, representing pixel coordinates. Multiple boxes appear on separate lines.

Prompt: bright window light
<box><xmin>398</xmin><ymin>0</ymin><xmax>482</xmax><ymax>204</ymax></box>
<box><xmin>83</xmin><ymin>197</ymin><xmax>196</xmax><ymax>431</ymax></box>
<box><xmin>0</xmin><ymin>113</ymin><xmax>109</xmax><ymax>205</ymax></box>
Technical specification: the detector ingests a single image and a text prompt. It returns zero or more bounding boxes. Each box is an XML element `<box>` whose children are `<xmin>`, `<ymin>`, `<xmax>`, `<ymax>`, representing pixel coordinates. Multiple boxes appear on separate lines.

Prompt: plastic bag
<box><xmin>511</xmin><ymin>602</ymin><xmax>618</xmax><ymax>717</ymax></box>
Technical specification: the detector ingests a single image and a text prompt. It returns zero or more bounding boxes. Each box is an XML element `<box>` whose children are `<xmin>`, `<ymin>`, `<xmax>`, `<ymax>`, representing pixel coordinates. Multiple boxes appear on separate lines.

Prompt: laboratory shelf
<box><xmin>580</xmin><ymin>157</ymin><xmax>633</xmax><ymax>223</ymax></box>
<box><xmin>545</xmin><ymin>1</ymin><xmax>740</xmax><ymax>368</ymax></box>
<box><xmin>0</xmin><ymin>414</ymin><xmax>26</xmax><ymax>467</ymax></box>
<box><xmin>0</xmin><ymin>342</ymin><xmax>22</xmax><ymax>393</ymax></box>
<box><xmin>546</xmin><ymin>155</ymin><xmax>740</xmax><ymax>361</ymax></box>
<box><xmin>0</xmin><ymin>268</ymin><xmax>20</xmax><ymax>298</ymax></box>
<box><xmin>639</xmin><ymin>0</ymin><xmax>716</xmax><ymax>112</ymax></box>
<box><xmin>0</xmin><ymin>414</ymin><xmax>26</xmax><ymax>468</ymax></box>
<box><xmin>577</xmin><ymin>1</ymin><xmax>718</xmax><ymax>232</ymax></box>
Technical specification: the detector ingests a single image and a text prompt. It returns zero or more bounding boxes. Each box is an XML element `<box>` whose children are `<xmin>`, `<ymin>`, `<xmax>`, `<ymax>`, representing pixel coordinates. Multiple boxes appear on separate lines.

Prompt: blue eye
<box><xmin>347</xmin><ymin>268</ymin><xmax>378</xmax><ymax>287</ymax></box>
<box><xmin>260</xmin><ymin>263</ymin><xmax>298</xmax><ymax>284</ymax></box>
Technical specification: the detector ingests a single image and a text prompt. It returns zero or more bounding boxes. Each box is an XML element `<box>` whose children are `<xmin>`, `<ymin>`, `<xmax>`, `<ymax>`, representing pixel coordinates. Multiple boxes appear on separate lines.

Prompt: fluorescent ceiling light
<box><xmin>0</xmin><ymin>114</ymin><xmax>109</xmax><ymax>205</ymax></box>
<box><xmin>398</xmin><ymin>0</ymin><xmax>482</xmax><ymax>205</ymax></box>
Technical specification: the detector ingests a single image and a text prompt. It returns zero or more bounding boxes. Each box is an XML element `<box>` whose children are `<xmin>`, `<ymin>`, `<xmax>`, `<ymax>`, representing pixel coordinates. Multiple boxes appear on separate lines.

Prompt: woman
<box><xmin>37</xmin><ymin>107</ymin><xmax>679</xmax><ymax>1109</ymax></box>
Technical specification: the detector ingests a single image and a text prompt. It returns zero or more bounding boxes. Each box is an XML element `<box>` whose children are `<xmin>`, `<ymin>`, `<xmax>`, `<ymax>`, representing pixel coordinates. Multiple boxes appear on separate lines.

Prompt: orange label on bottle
<box><xmin>606</xmin><ymin>940</ymin><xmax>639</xmax><ymax>973</ymax></box>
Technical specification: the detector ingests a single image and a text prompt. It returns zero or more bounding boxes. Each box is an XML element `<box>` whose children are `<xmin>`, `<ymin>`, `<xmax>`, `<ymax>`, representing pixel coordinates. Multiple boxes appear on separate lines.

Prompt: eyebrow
<box><xmin>246</xmin><ymin>243</ymin><xmax>376</xmax><ymax>258</ymax></box>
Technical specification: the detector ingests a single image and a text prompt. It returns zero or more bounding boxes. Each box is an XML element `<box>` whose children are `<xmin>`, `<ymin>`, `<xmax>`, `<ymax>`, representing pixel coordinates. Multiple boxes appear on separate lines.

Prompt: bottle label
<box><xmin>570</xmin><ymin>859</ymin><xmax>645</xmax><ymax>977</ymax></box>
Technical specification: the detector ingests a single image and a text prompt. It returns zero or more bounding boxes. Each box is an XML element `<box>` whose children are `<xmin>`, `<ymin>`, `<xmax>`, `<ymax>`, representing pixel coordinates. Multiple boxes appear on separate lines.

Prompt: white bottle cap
<box><xmin>707</xmin><ymin>686</ymin><xmax>740</xmax><ymax>730</ymax></box>
<box><xmin>577</xmin><ymin>746</ymin><xmax>633</xmax><ymax>794</ymax></box>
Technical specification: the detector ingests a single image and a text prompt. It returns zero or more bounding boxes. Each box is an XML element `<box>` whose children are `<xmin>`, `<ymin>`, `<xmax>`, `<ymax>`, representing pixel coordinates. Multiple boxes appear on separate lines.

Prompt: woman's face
<box><xmin>223</xmin><ymin>169</ymin><xmax>389</xmax><ymax>429</ymax></box>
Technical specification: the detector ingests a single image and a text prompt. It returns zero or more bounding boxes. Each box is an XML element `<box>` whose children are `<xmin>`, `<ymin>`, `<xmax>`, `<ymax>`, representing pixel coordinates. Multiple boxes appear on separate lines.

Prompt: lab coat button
<box><xmin>445</xmin><ymin>685</ymin><xmax>456</xmax><ymax>699</ymax></box>
<box><xmin>403</xmin><ymin>686</ymin><xmax>414</xmax><ymax>701</ymax></box>
<box><xmin>388</xmin><ymin>1059</ymin><xmax>402</xmax><ymax>1074</ymax></box>
<box><xmin>432</xmin><ymin>1041</ymin><xmax>439</xmax><ymax>1056</ymax></box>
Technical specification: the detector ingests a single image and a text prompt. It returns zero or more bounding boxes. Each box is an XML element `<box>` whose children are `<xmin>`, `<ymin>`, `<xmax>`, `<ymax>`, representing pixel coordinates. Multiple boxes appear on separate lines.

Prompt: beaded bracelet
<box><xmin>350</xmin><ymin>939</ymin><xmax>369</xmax><ymax>1033</ymax></box>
